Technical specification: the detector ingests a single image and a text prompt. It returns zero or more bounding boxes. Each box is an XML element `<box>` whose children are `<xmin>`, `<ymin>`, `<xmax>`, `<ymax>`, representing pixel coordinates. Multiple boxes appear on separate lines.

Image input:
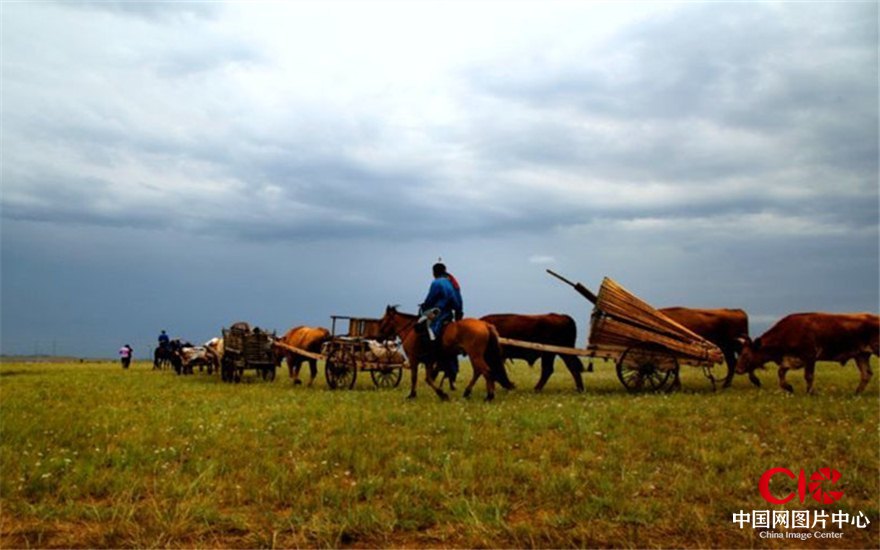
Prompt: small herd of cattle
<box><xmin>483</xmin><ymin>309</ymin><xmax>878</xmax><ymax>394</ymax></box>
<box><xmin>168</xmin><ymin>308</ymin><xmax>878</xmax><ymax>394</ymax></box>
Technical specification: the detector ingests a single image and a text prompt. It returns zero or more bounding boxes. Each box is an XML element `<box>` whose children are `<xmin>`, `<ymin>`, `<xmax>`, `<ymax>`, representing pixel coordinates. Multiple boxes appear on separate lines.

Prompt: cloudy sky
<box><xmin>1</xmin><ymin>1</ymin><xmax>877</xmax><ymax>358</ymax></box>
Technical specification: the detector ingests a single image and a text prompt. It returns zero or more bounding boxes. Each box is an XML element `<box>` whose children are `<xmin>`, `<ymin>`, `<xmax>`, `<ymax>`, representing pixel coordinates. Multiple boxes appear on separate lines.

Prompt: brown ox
<box><xmin>659</xmin><ymin>307</ymin><xmax>752</xmax><ymax>389</ymax></box>
<box><xmin>275</xmin><ymin>326</ymin><xmax>330</xmax><ymax>386</ymax></box>
<box><xmin>480</xmin><ymin>313</ymin><xmax>586</xmax><ymax>392</ymax></box>
<box><xmin>735</xmin><ymin>313</ymin><xmax>879</xmax><ymax>394</ymax></box>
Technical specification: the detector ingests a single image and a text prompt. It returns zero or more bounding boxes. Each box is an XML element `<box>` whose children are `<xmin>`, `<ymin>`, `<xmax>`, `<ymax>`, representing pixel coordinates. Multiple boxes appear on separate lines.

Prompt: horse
<box><xmin>274</xmin><ymin>326</ymin><xmax>331</xmax><ymax>386</ymax></box>
<box><xmin>153</xmin><ymin>344</ymin><xmax>176</xmax><ymax>371</ymax></box>
<box><xmin>377</xmin><ymin>306</ymin><xmax>514</xmax><ymax>401</ymax></box>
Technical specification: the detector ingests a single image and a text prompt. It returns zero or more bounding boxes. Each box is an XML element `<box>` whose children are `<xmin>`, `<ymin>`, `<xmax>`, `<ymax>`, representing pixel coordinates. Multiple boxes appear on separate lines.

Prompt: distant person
<box><xmin>158</xmin><ymin>330</ymin><xmax>170</xmax><ymax>350</ymax></box>
<box><xmin>119</xmin><ymin>344</ymin><xmax>133</xmax><ymax>369</ymax></box>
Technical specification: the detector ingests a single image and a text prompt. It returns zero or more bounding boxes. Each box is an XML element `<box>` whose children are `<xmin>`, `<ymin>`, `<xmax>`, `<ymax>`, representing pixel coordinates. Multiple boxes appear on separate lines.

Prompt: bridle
<box><xmin>381</xmin><ymin>309</ymin><xmax>421</xmax><ymax>343</ymax></box>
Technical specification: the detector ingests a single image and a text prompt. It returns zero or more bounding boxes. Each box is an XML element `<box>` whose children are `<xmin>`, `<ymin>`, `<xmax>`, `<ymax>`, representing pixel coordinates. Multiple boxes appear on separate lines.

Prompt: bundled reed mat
<box><xmin>588</xmin><ymin>277</ymin><xmax>723</xmax><ymax>364</ymax></box>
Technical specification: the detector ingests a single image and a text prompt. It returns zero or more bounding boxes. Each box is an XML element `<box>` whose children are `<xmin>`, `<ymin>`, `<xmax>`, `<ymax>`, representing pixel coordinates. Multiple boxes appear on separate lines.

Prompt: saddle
<box><xmin>415</xmin><ymin>307</ymin><xmax>454</xmax><ymax>363</ymax></box>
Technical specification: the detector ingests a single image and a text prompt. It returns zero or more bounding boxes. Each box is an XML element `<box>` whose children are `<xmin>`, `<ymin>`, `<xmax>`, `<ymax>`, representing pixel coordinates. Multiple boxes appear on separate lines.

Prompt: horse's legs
<box><xmin>463</xmin><ymin>369</ymin><xmax>481</xmax><ymax>399</ymax></box>
<box><xmin>429</xmin><ymin>365</ymin><xmax>446</xmax><ymax>388</ymax></box>
<box><xmin>470</xmin><ymin>355</ymin><xmax>495</xmax><ymax>401</ymax></box>
<box><xmin>287</xmin><ymin>354</ymin><xmax>295</xmax><ymax>379</ymax></box>
<box><xmin>484</xmin><ymin>372</ymin><xmax>496</xmax><ymax>402</ymax></box>
<box><xmin>423</xmin><ymin>360</ymin><xmax>450</xmax><ymax>401</ymax></box>
<box><xmin>437</xmin><ymin>357</ymin><xmax>459</xmax><ymax>390</ymax></box>
<box><xmin>535</xmin><ymin>353</ymin><xmax>553</xmax><ymax>392</ymax></box>
<box><xmin>855</xmin><ymin>354</ymin><xmax>873</xmax><ymax>393</ymax></box>
<box><xmin>407</xmin><ymin>360</ymin><xmax>418</xmax><ymax>399</ymax></box>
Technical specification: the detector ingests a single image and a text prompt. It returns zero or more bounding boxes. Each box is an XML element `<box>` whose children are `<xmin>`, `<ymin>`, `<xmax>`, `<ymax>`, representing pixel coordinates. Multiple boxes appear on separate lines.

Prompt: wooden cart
<box><xmin>500</xmin><ymin>271</ymin><xmax>723</xmax><ymax>393</ymax></box>
<box><xmin>272</xmin><ymin>316</ymin><xmax>407</xmax><ymax>390</ymax></box>
<box><xmin>221</xmin><ymin>324</ymin><xmax>278</xmax><ymax>383</ymax></box>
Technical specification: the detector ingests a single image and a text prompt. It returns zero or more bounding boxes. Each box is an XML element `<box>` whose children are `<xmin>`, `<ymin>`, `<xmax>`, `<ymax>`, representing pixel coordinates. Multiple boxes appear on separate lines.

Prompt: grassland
<box><xmin>1</xmin><ymin>358</ymin><xmax>878</xmax><ymax>548</ymax></box>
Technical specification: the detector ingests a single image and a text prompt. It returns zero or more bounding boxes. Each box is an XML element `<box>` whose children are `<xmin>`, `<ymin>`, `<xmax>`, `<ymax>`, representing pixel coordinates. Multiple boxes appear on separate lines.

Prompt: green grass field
<box><xmin>1</xmin><ymin>358</ymin><xmax>878</xmax><ymax>548</ymax></box>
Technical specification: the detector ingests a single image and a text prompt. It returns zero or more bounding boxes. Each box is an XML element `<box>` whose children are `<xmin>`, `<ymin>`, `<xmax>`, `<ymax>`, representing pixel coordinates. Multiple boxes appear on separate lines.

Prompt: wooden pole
<box><xmin>272</xmin><ymin>340</ymin><xmax>326</xmax><ymax>362</ymax></box>
<box><xmin>545</xmin><ymin>269</ymin><xmax>599</xmax><ymax>304</ymax></box>
<box><xmin>497</xmin><ymin>337</ymin><xmax>596</xmax><ymax>357</ymax></box>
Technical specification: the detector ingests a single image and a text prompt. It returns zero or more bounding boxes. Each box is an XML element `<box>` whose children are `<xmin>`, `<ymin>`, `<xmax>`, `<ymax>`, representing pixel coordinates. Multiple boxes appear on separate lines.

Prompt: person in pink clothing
<box><xmin>118</xmin><ymin>344</ymin><xmax>133</xmax><ymax>369</ymax></box>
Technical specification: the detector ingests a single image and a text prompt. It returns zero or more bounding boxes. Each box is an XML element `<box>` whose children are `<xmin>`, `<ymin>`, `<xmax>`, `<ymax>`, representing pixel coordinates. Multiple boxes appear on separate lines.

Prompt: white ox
<box><xmin>205</xmin><ymin>338</ymin><xmax>223</xmax><ymax>364</ymax></box>
<box><xmin>176</xmin><ymin>340</ymin><xmax>220</xmax><ymax>375</ymax></box>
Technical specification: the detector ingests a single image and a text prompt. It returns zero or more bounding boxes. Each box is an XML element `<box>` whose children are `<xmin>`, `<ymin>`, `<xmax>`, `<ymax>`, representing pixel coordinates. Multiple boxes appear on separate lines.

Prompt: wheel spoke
<box><xmin>621</xmin><ymin>366</ymin><xmax>643</xmax><ymax>390</ymax></box>
<box><xmin>646</xmin><ymin>370</ymin><xmax>666</xmax><ymax>390</ymax></box>
<box><xmin>617</xmin><ymin>346</ymin><xmax>678</xmax><ymax>393</ymax></box>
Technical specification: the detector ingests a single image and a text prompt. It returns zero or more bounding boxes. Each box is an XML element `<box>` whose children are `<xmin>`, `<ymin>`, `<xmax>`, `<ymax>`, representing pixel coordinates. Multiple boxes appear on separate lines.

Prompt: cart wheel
<box><xmin>324</xmin><ymin>344</ymin><xmax>357</xmax><ymax>390</ymax></box>
<box><xmin>234</xmin><ymin>368</ymin><xmax>243</xmax><ymax>383</ymax></box>
<box><xmin>326</xmin><ymin>360</ymin><xmax>357</xmax><ymax>389</ymax></box>
<box><xmin>616</xmin><ymin>346</ymin><xmax>678</xmax><ymax>393</ymax></box>
<box><xmin>221</xmin><ymin>359</ymin><xmax>233</xmax><ymax>383</ymax></box>
<box><xmin>370</xmin><ymin>366</ymin><xmax>402</xmax><ymax>389</ymax></box>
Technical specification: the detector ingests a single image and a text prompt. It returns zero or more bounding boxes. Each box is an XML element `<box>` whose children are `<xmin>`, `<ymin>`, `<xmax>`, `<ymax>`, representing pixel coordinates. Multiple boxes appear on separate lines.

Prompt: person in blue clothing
<box><xmin>158</xmin><ymin>330</ymin><xmax>170</xmax><ymax>349</ymax></box>
<box><xmin>421</xmin><ymin>262</ymin><xmax>463</xmax><ymax>389</ymax></box>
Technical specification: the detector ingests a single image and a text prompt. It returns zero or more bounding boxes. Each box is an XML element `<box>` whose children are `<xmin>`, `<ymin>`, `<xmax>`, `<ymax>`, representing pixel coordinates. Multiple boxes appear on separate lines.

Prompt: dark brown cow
<box><xmin>659</xmin><ymin>307</ymin><xmax>753</xmax><ymax>389</ymax></box>
<box><xmin>735</xmin><ymin>313</ymin><xmax>879</xmax><ymax>394</ymax></box>
<box><xmin>275</xmin><ymin>326</ymin><xmax>331</xmax><ymax>386</ymax></box>
<box><xmin>480</xmin><ymin>313</ymin><xmax>585</xmax><ymax>392</ymax></box>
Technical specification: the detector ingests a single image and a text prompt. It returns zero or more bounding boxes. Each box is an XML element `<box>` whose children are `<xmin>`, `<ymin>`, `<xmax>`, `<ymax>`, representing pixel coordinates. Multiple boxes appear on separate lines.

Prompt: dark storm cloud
<box><xmin>456</xmin><ymin>2</ymin><xmax>877</xmax><ymax>237</ymax></box>
<box><xmin>471</xmin><ymin>3</ymin><xmax>876</xmax><ymax>127</ymax></box>
<box><xmin>2</xmin><ymin>2</ymin><xmax>877</xmax><ymax>358</ymax></box>
<box><xmin>5</xmin><ymin>2</ymin><xmax>875</xmax><ymax>245</ymax></box>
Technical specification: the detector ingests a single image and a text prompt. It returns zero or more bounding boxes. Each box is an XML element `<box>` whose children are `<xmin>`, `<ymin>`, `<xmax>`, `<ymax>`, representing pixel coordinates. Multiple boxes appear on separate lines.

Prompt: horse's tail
<box><xmin>486</xmin><ymin>325</ymin><xmax>515</xmax><ymax>390</ymax></box>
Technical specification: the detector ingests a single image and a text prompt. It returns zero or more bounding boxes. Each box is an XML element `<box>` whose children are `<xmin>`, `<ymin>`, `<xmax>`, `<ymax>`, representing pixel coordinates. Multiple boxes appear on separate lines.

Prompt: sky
<box><xmin>1</xmin><ymin>1</ymin><xmax>878</xmax><ymax>359</ymax></box>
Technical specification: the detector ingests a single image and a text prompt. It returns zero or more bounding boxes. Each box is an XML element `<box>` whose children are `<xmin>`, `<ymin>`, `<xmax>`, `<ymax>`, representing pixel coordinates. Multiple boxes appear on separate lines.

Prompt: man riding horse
<box><xmin>153</xmin><ymin>330</ymin><xmax>173</xmax><ymax>370</ymax></box>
